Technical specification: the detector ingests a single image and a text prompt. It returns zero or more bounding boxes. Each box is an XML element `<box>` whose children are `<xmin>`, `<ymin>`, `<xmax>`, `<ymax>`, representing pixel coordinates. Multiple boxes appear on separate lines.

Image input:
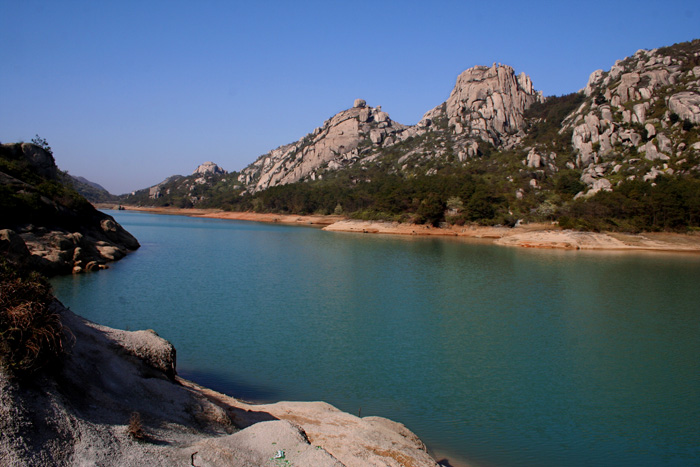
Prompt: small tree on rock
<box><xmin>30</xmin><ymin>134</ymin><xmax>53</xmax><ymax>155</ymax></box>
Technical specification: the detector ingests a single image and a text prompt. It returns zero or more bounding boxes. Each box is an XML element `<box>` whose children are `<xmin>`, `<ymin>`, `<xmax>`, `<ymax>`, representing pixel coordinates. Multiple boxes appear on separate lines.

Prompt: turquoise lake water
<box><xmin>51</xmin><ymin>211</ymin><xmax>700</xmax><ymax>466</ymax></box>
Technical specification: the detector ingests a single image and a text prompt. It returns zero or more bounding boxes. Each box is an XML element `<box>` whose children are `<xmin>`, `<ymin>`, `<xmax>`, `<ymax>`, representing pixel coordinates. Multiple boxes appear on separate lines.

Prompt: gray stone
<box><xmin>618</xmin><ymin>72</ymin><xmax>640</xmax><ymax>103</ymax></box>
<box><xmin>622</xmin><ymin>110</ymin><xmax>632</xmax><ymax>123</ymax></box>
<box><xmin>645</xmin><ymin>123</ymin><xmax>656</xmax><ymax>138</ymax></box>
<box><xmin>353</xmin><ymin>99</ymin><xmax>366</xmax><ymax>108</ymax></box>
<box><xmin>641</xmin><ymin>141</ymin><xmax>670</xmax><ymax>161</ymax></box>
<box><xmin>581</xmin><ymin>172</ymin><xmax>597</xmax><ymax>186</ymax></box>
<box><xmin>358</xmin><ymin>107</ymin><xmax>371</xmax><ymax>123</ymax></box>
<box><xmin>369</xmin><ymin>129</ymin><xmax>385</xmax><ymax>145</ymax></box>
<box><xmin>619</xmin><ymin>130</ymin><xmax>642</xmax><ymax>147</ymax></box>
<box><xmin>526</xmin><ymin>148</ymin><xmax>542</xmax><ymax>168</ymax></box>
<box><xmin>600</xmin><ymin>106</ymin><xmax>614</xmax><ymax>123</ymax></box>
<box><xmin>657</xmin><ymin>133</ymin><xmax>672</xmax><ymax>153</ymax></box>
<box><xmin>193</xmin><ymin>161</ymin><xmax>225</xmax><ymax>175</ymax></box>
<box><xmin>643</xmin><ymin>69</ymin><xmax>670</xmax><ymax>87</ymax></box>
<box><xmin>19</xmin><ymin>143</ymin><xmax>58</xmax><ymax>179</ymax></box>
<box><xmin>633</xmin><ymin>103</ymin><xmax>648</xmax><ymax>124</ymax></box>
<box><xmin>373</xmin><ymin>110</ymin><xmax>390</xmax><ymax>123</ymax></box>
<box><xmin>0</xmin><ymin>229</ymin><xmax>31</xmax><ymax>266</ymax></box>
<box><xmin>584</xmin><ymin>69</ymin><xmax>605</xmax><ymax>96</ymax></box>
<box><xmin>668</xmin><ymin>92</ymin><xmax>700</xmax><ymax>124</ymax></box>
<box><xmin>644</xmin><ymin>167</ymin><xmax>663</xmax><ymax>181</ymax></box>
<box><xmin>591</xmin><ymin>178</ymin><xmax>612</xmax><ymax>194</ymax></box>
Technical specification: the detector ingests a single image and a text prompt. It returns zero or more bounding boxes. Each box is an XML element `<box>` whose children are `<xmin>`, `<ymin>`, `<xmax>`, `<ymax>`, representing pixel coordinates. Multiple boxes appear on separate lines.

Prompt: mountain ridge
<box><xmin>121</xmin><ymin>39</ymin><xmax>700</xmax><ymax>232</ymax></box>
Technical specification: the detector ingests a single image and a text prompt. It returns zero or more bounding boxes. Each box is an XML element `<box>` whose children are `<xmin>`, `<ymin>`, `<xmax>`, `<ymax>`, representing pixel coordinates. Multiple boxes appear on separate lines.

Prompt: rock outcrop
<box><xmin>238</xmin><ymin>64</ymin><xmax>542</xmax><ymax>192</ymax></box>
<box><xmin>4</xmin><ymin>223</ymin><xmax>138</xmax><ymax>275</ymax></box>
<box><xmin>120</xmin><ymin>39</ymin><xmax>700</xmax><ymax>227</ymax></box>
<box><xmin>563</xmin><ymin>42</ymin><xmax>700</xmax><ymax>196</ymax></box>
<box><xmin>0</xmin><ymin>143</ymin><xmax>139</xmax><ymax>275</ymax></box>
<box><xmin>12</xmin><ymin>142</ymin><xmax>59</xmax><ymax>179</ymax></box>
<box><xmin>238</xmin><ymin>100</ymin><xmax>408</xmax><ymax>192</ymax></box>
<box><xmin>193</xmin><ymin>161</ymin><xmax>226</xmax><ymax>175</ymax></box>
<box><xmin>669</xmin><ymin>91</ymin><xmax>700</xmax><ymax>124</ymax></box>
<box><xmin>437</xmin><ymin>63</ymin><xmax>542</xmax><ymax>145</ymax></box>
<box><xmin>0</xmin><ymin>303</ymin><xmax>439</xmax><ymax>467</ymax></box>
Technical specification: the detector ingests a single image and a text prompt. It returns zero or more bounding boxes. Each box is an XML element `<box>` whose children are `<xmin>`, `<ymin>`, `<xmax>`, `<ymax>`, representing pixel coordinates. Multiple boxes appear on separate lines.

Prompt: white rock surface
<box><xmin>0</xmin><ymin>306</ymin><xmax>440</xmax><ymax>467</ymax></box>
<box><xmin>193</xmin><ymin>162</ymin><xmax>226</xmax><ymax>175</ymax></box>
<box><xmin>668</xmin><ymin>92</ymin><xmax>700</xmax><ymax>124</ymax></box>
<box><xmin>238</xmin><ymin>100</ymin><xmax>409</xmax><ymax>192</ymax></box>
<box><xmin>442</xmin><ymin>64</ymin><xmax>542</xmax><ymax>145</ymax></box>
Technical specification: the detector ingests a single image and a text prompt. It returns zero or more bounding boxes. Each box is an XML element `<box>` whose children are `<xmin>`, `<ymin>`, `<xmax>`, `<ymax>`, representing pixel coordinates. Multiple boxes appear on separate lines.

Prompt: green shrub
<box><xmin>555</xmin><ymin>170</ymin><xmax>585</xmax><ymax>197</ymax></box>
<box><xmin>415</xmin><ymin>193</ymin><xmax>445</xmax><ymax>226</ymax></box>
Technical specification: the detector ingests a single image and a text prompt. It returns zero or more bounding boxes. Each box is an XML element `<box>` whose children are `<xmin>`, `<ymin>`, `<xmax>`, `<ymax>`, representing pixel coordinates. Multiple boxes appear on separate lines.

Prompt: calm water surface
<box><xmin>51</xmin><ymin>211</ymin><xmax>700</xmax><ymax>467</ymax></box>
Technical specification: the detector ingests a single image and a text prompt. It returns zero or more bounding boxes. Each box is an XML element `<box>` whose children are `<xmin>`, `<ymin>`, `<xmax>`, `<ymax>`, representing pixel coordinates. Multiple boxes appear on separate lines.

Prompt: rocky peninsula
<box><xmin>0</xmin><ymin>143</ymin><xmax>140</xmax><ymax>275</ymax></box>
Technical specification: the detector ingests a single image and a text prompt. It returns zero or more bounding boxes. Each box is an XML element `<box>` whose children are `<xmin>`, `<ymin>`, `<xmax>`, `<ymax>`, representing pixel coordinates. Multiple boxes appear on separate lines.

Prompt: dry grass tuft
<box><xmin>0</xmin><ymin>260</ymin><xmax>70</xmax><ymax>374</ymax></box>
<box><xmin>128</xmin><ymin>412</ymin><xmax>145</xmax><ymax>440</ymax></box>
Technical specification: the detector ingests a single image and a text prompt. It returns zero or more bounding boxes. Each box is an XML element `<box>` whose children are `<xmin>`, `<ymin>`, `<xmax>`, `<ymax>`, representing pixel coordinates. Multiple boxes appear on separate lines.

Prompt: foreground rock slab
<box><xmin>0</xmin><ymin>304</ymin><xmax>439</xmax><ymax>467</ymax></box>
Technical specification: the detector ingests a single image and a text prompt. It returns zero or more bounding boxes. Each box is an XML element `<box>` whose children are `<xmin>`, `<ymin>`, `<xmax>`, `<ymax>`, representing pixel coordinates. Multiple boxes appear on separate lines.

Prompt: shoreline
<box><xmin>1</xmin><ymin>304</ymin><xmax>444</xmax><ymax>466</ymax></box>
<box><xmin>111</xmin><ymin>205</ymin><xmax>342</xmax><ymax>226</ymax></box>
<box><xmin>109</xmin><ymin>206</ymin><xmax>700</xmax><ymax>254</ymax></box>
<box><xmin>176</xmin><ymin>376</ymin><xmax>460</xmax><ymax>467</ymax></box>
<box><xmin>78</xmin><ymin>205</ymin><xmax>699</xmax><ymax>466</ymax></box>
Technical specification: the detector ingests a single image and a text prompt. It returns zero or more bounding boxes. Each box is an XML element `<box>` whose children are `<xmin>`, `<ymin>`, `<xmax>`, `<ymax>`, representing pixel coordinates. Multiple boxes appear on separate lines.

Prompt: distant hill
<box><xmin>73</xmin><ymin>175</ymin><xmax>108</xmax><ymax>192</ymax></box>
<box><xmin>121</xmin><ymin>39</ymin><xmax>700</xmax><ymax>232</ymax></box>
<box><xmin>67</xmin><ymin>174</ymin><xmax>118</xmax><ymax>203</ymax></box>
<box><xmin>121</xmin><ymin>162</ymin><xmax>236</xmax><ymax>208</ymax></box>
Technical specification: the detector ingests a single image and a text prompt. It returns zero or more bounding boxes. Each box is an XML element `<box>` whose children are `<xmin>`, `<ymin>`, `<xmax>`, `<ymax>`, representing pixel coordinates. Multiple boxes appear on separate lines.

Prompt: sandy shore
<box><xmin>111</xmin><ymin>206</ymin><xmax>700</xmax><ymax>253</ymax></box>
<box><xmin>324</xmin><ymin>219</ymin><xmax>700</xmax><ymax>252</ymax></box>
<box><xmin>114</xmin><ymin>205</ymin><xmax>342</xmax><ymax>226</ymax></box>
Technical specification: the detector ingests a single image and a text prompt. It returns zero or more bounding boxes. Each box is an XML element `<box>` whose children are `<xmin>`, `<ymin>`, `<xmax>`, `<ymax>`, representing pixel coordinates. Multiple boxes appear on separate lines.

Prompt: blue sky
<box><xmin>1</xmin><ymin>0</ymin><xmax>699</xmax><ymax>194</ymax></box>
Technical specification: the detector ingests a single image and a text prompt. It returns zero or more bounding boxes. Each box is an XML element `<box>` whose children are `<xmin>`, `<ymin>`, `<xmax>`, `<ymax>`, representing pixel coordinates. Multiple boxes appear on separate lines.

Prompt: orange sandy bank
<box><xmin>116</xmin><ymin>206</ymin><xmax>700</xmax><ymax>253</ymax></box>
<box><xmin>118</xmin><ymin>206</ymin><xmax>342</xmax><ymax>226</ymax></box>
<box><xmin>324</xmin><ymin>219</ymin><xmax>700</xmax><ymax>253</ymax></box>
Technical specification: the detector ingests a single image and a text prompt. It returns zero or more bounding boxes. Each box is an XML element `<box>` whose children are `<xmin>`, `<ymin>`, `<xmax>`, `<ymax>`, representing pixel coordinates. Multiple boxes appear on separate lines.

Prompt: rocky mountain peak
<box><xmin>120</xmin><ymin>39</ymin><xmax>700</xmax><ymax>232</ymax></box>
<box><xmin>237</xmin><ymin>65</ymin><xmax>545</xmax><ymax>193</ymax></box>
<box><xmin>238</xmin><ymin>100</ymin><xmax>407</xmax><ymax>192</ymax></box>
<box><xmin>442</xmin><ymin>63</ymin><xmax>543</xmax><ymax>145</ymax></box>
<box><xmin>193</xmin><ymin>161</ymin><xmax>225</xmax><ymax>175</ymax></box>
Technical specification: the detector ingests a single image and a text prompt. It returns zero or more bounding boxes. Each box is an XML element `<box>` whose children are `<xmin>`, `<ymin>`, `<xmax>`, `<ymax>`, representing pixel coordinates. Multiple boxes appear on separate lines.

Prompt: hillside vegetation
<box><xmin>121</xmin><ymin>39</ymin><xmax>700</xmax><ymax>233</ymax></box>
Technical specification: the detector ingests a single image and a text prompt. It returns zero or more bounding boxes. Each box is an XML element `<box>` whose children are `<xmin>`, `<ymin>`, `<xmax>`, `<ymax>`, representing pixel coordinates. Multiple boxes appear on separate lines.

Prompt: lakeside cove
<box><xmin>52</xmin><ymin>210</ymin><xmax>700</xmax><ymax>466</ymax></box>
<box><xmin>111</xmin><ymin>205</ymin><xmax>700</xmax><ymax>254</ymax></box>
